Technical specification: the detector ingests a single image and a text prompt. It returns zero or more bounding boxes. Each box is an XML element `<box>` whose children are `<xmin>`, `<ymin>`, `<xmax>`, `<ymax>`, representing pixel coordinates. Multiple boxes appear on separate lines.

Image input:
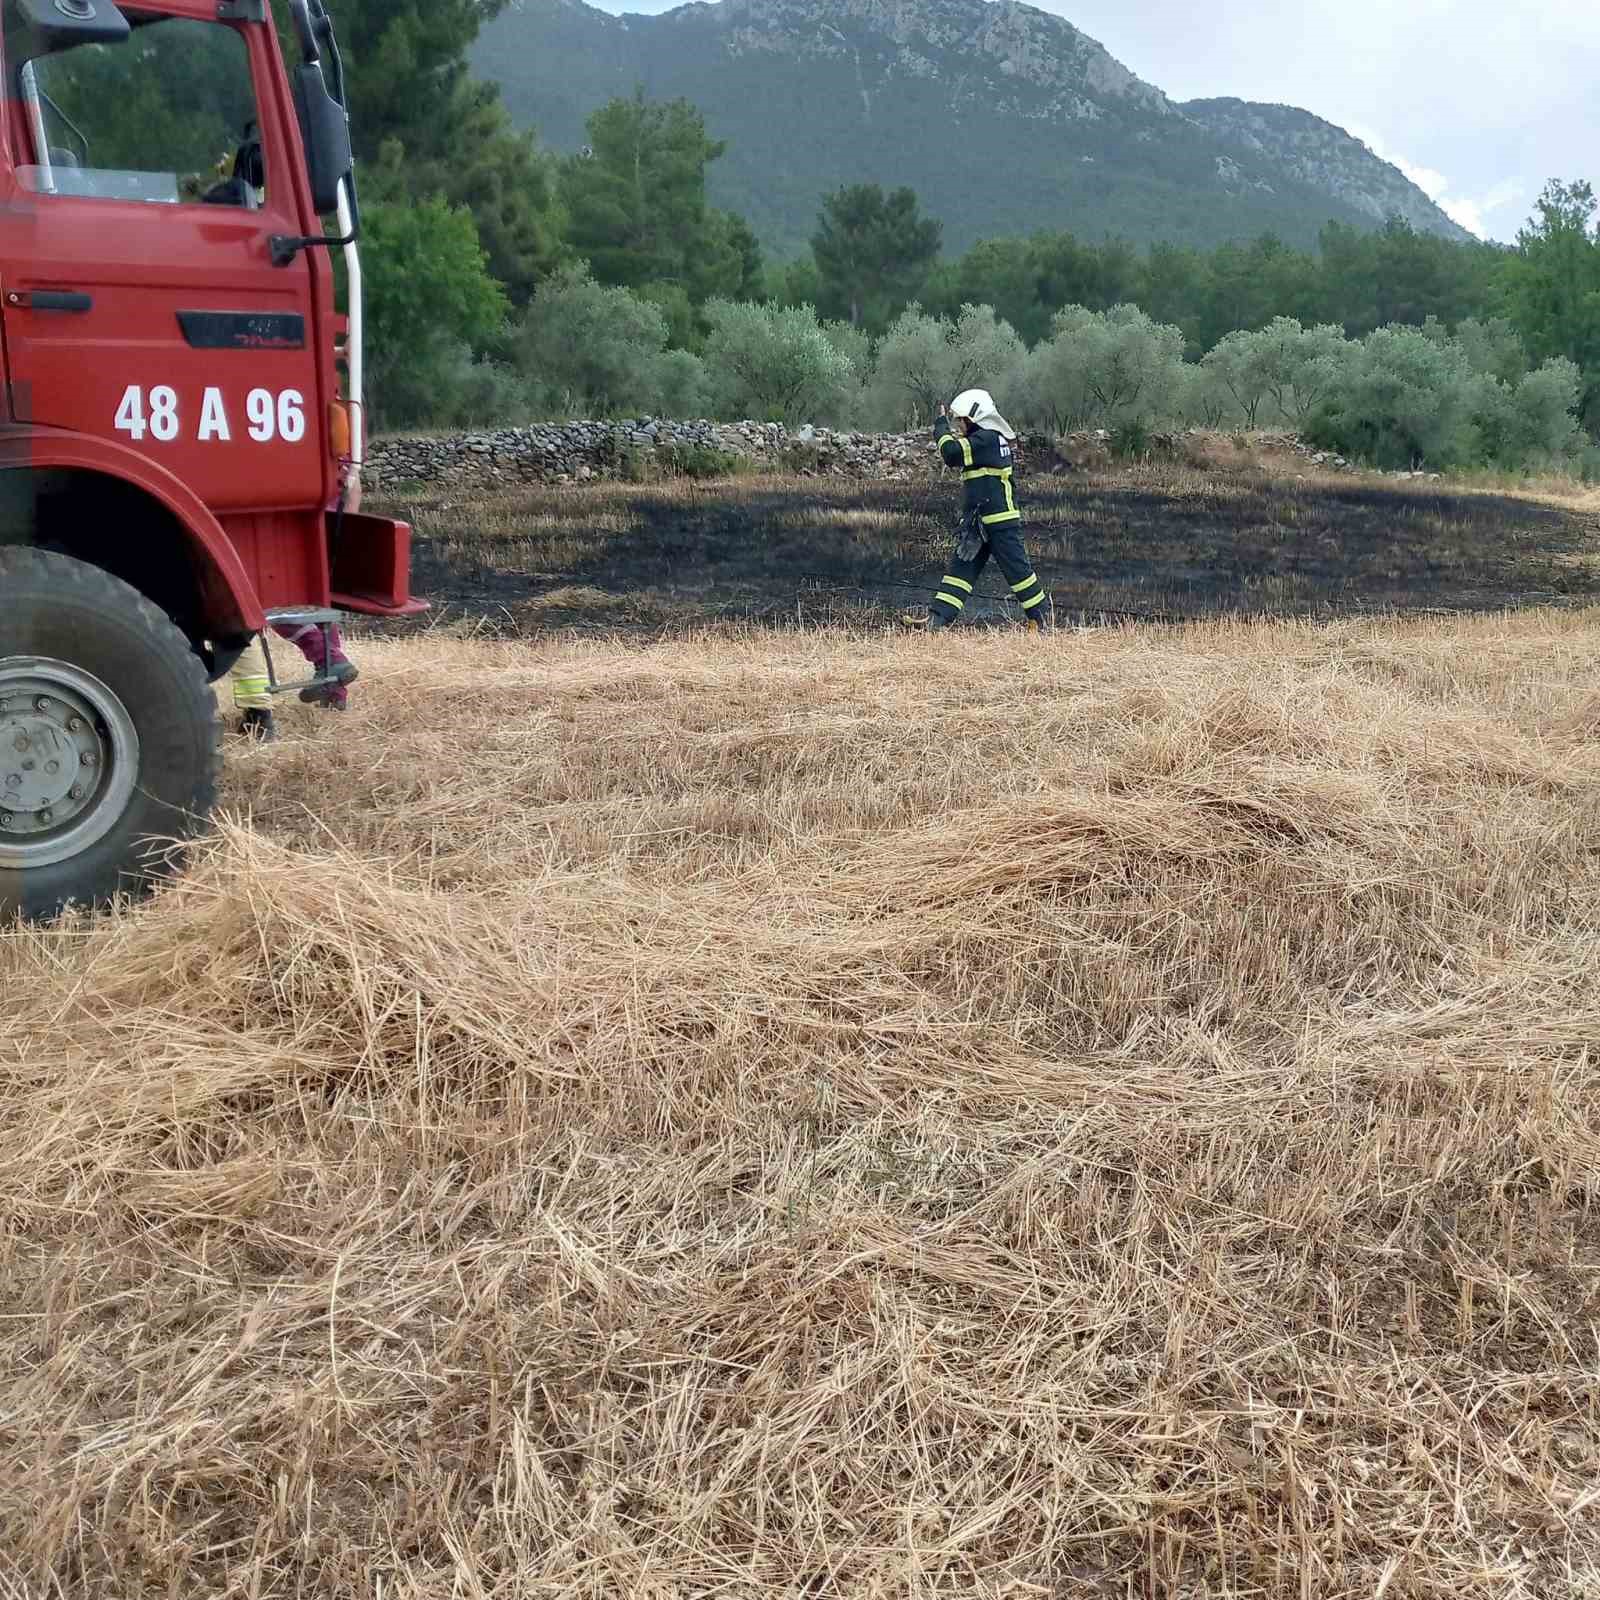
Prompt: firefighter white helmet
<box><xmin>949</xmin><ymin>387</ymin><xmax>1017</xmax><ymax>440</ymax></box>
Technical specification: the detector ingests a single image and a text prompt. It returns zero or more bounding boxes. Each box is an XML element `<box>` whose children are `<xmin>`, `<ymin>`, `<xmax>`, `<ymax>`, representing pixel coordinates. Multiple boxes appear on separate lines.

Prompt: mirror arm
<box><xmin>309</xmin><ymin>4</ymin><xmax>347</xmax><ymax>106</ymax></box>
<box><xmin>286</xmin><ymin>0</ymin><xmax>318</xmax><ymax>64</ymax></box>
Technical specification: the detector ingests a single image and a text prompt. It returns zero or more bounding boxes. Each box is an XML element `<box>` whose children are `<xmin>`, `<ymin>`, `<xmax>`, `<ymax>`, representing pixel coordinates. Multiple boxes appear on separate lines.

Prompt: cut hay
<box><xmin>4</xmin><ymin>612</ymin><xmax>1600</xmax><ymax>1597</ymax></box>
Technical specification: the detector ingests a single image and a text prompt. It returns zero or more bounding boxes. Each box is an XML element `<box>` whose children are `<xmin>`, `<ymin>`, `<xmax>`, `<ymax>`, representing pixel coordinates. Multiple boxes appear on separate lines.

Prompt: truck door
<box><xmin>0</xmin><ymin>9</ymin><xmax>328</xmax><ymax>514</ymax></box>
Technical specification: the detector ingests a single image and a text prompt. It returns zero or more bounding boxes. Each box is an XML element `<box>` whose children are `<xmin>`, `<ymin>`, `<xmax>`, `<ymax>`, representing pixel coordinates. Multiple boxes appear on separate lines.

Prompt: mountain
<box><xmin>473</xmin><ymin>0</ymin><xmax>1474</xmax><ymax>259</ymax></box>
<box><xmin>1181</xmin><ymin>100</ymin><xmax>1464</xmax><ymax>238</ymax></box>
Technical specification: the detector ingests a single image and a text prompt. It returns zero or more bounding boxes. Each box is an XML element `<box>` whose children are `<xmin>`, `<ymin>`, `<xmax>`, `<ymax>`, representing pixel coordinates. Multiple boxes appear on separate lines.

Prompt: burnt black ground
<box><xmin>370</xmin><ymin>467</ymin><xmax>1600</xmax><ymax>640</ymax></box>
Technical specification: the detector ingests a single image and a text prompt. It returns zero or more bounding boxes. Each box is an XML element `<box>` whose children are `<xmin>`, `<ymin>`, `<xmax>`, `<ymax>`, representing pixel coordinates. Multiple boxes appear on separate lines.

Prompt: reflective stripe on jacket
<box><xmin>934</xmin><ymin>418</ymin><xmax>1021</xmax><ymax>526</ymax></box>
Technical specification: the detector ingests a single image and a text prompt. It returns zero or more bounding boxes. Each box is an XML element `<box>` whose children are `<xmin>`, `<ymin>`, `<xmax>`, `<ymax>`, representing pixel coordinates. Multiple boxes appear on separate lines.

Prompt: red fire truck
<box><xmin>0</xmin><ymin>0</ymin><xmax>424</xmax><ymax>922</ymax></box>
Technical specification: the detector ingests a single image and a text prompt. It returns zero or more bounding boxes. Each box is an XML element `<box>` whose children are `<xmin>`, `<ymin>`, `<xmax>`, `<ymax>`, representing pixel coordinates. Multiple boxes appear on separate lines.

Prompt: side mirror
<box><xmin>291</xmin><ymin>61</ymin><xmax>351</xmax><ymax>217</ymax></box>
<box><xmin>3</xmin><ymin>0</ymin><xmax>129</xmax><ymax>62</ymax></box>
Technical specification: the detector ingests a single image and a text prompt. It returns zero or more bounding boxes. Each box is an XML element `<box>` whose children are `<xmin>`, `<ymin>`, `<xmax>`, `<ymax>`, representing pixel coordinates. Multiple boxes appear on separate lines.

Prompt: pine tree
<box><xmin>1502</xmin><ymin>182</ymin><xmax>1600</xmax><ymax>431</ymax></box>
<box><xmin>278</xmin><ymin>0</ymin><xmax>563</xmax><ymax>304</ymax></box>
<box><xmin>811</xmin><ymin>185</ymin><xmax>941</xmax><ymax>333</ymax></box>
<box><xmin>560</xmin><ymin>92</ymin><xmax>759</xmax><ymax>305</ymax></box>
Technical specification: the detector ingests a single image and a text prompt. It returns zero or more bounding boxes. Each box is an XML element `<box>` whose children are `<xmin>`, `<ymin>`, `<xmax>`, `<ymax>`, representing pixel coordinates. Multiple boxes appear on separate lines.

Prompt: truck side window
<box><xmin>13</xmin><ymin>19</ymin><xmax>261</xmax><ymax>208</ymax></box>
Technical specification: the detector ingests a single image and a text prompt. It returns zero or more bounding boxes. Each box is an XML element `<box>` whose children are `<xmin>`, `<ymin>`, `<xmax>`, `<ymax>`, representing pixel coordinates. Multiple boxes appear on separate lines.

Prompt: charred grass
<box><xmin>5</xmin><ymin>602</ymin><xmax>1600</xmax><ymax>1595</ymax></box>
<box><xmin>376</xmin><ymin>462</ymin><xmax>1600</xmax><ymax>638</ymax></box>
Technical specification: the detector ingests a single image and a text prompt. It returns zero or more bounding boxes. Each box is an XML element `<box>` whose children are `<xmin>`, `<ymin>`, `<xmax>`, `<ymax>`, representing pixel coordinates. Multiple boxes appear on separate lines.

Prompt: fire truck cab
<box><xmin>0</xmin><ymin>0</ymin><xmax>424</xmax><ymax>921</ymax></box>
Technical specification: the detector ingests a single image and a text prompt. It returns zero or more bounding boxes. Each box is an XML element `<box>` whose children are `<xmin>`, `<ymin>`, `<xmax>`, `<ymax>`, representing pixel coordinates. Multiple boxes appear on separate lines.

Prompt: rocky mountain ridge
<box><xmin>1182</xmin><ymin>99</ymin><xmax>1464</xmax><ymax>238</ymax></box>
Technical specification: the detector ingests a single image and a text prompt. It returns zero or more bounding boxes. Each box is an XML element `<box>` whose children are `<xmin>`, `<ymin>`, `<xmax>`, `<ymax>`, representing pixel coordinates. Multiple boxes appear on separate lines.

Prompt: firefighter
<box><xmin>905</xmin><ymin>388</ymin><xmax>1049</xmax><ymax>632</ymax></box>
<box><xmin>229</xmin><ymin>636</ymin><xmax>275</xmax><ymax>741</ymax></box>
<box><xmin>225</xmin><ymin>626</ymin><xmax>357</xmax><ymax>739</ymax></box>
<box><xmin>271</xmin><ymin>617</ymin><xmax>359</xmax><ymax>711</ymax></box>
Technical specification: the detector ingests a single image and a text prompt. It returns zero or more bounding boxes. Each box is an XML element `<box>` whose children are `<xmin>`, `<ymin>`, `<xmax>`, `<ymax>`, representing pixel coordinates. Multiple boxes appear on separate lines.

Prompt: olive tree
<box><xmin>1306</xmin><ymin>325</ymin><xmax>1481</xmax><ymax>468</ymax></box>
<box><xmin>863</xmin><ymin>303</ymin><xmax>1027</xmax><ymax>430</ymax></box>
<box><xmin>514</xmin><ymin>264</ymin><xmax>703</xmax><ymax>418</ymax></box>
<box><xmin>701</xmin><ymin>300</ymin><xmax>859</xmax><ymax>424</ymax></box>
<box><xmin>1201</xmin><ymin>318</ymin><xmax>1353</xmax><ymax>429</ymax></box>
<box><xmin>1017</xmin><ymin>305</ymin><xmax>1187</xmax><ymax>432</ymax></box>
<box><xmin>1497</xmin><ymin>359</ymin><xmax>1585</xmax><ymax>463</ymax></box>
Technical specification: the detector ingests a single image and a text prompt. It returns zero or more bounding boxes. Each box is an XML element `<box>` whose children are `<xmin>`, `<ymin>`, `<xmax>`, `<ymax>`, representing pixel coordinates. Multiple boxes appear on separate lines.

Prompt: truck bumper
<box><xmin>327</xmin><ymin>510</ymin><xmax>430</xmax><ymax>617</ymax></box>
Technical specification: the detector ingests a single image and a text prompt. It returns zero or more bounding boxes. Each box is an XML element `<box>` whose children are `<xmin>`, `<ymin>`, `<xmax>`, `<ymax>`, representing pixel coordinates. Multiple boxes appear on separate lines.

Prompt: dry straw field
<box><xmin>5</xmin><ymin>594</ymin><xmax>1600</xmax><ymax>1597</ymax></box>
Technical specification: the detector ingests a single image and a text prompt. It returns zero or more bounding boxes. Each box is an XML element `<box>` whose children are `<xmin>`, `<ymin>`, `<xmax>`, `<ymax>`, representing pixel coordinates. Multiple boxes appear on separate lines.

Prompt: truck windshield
<box><xmin>13</xmin><ymin>17</ymin><xmax>261</xmax><ymax>207</ymax></box>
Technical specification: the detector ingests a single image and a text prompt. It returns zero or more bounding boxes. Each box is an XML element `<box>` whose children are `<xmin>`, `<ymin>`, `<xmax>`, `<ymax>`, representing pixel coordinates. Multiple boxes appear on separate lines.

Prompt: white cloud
<box><xmin>1390</xmin><ymin>158</ymin><xmax>1448</xmax><ymax>204</ymax></box>
<box><xmin>1344</xmin><ymin>122</ymin><xmax>1527</xmax><ymax>243</ymax></box>
<box><xmin>1436</xmin><ymin>183</ymin><xmax>1525</xmax><ymax>241</ymax></box>
<box><xmin>1446</xmin><ymin>196</ymin><xmax>1491</xmax><ymax>236</ymax></box>
<box><xmin>1442</xmin><ymin>194</ymin><xmax>1488</xmax><ymax>238</ymax></box>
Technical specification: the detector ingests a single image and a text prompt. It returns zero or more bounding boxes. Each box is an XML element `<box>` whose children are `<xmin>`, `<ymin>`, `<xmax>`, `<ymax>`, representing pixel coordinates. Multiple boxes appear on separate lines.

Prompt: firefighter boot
<box><xmin>300</xmin><ymin>667</ymin><xmax>354</xmax><ymax>711</ymax></box>
<box><xmin>287</xmin><ymin>622</ymin><xmax>360</xmax><ymax>704</ymax></box>
<box><xmin>240</xmin><ymin>707</ymin><xmax>276</xmax><ymax>742</ymax></box>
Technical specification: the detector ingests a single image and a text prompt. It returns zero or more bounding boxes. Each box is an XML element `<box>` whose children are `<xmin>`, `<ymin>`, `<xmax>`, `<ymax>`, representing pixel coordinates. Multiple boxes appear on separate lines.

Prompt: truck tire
<box><xmin>0</xmin><ymin>547</ymin><xmax>222</xmax><ymax>922</ymax></box>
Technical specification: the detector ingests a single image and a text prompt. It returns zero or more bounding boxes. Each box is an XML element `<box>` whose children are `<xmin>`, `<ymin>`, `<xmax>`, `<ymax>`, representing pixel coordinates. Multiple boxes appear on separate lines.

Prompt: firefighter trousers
<box><xmin>229</xmin><ymin>635</ymin><xmax>272</xmax><ymax>712</ymax></box>
<box><xmin>931</xmin><ymin>520</ymin><xmax>1047</xmax><ymax>624</ymax></box>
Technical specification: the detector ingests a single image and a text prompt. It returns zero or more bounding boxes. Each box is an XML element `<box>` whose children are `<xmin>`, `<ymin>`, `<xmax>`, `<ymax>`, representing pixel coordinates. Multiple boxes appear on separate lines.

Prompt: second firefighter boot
<box><xmin>272</xmin><ymin>619</ymin><xmax>359</xmax><ymax>709</ymax></box>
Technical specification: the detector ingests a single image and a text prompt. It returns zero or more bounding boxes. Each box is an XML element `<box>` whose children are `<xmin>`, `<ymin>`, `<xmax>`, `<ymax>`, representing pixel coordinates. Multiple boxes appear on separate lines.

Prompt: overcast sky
<box><xmin>585</xmin><ymin>0</ymin><xmax>1600</xmax><ymax>242</ymax></box>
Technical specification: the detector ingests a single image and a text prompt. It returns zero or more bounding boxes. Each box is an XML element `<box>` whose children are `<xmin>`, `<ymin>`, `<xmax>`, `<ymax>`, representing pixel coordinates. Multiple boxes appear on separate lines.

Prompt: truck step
<box><xmin>258</xmin><ymin>611</ymin><xmax>353</xmax><ymax>698</ymax></box>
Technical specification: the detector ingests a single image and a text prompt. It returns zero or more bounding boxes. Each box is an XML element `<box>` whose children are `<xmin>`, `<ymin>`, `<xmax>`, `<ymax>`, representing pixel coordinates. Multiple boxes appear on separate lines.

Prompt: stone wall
<box><xmin>365</xmin><ymin>420</ymin><xmax>942</xmax><ymax>489</ymax></box>
<box><xmin>364</xmin><ymin>420</ymin><xmax>1388</xmax><ymax>491</ymax></box>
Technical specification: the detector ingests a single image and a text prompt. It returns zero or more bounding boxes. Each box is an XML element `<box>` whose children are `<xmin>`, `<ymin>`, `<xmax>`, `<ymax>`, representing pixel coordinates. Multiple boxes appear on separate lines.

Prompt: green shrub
<box><xmin>1503</xmin><ymin>360</ymin><xmax>1585</xmax><ymax>463</ymax></box>
<box><xmin>593</xmin><ymin>438</ymin><xmax>748</xmax><ymax>482</ymax></box>
<box><xmin>654</xmin><ymin>350</ymin><xmax>711</xmax><ymax>421</ymax></box>
<box><xmin>1201</xmin><ymin>319</ymin><xmax>1353</xmax><ymax>430</ymax></box>
<box><xmin>1111</xmin><ymin>419</ymin><xmax>1151</xmax><ymax>460</ymax></box>
<box><xmin>363</xmin><ymin>199</ymin><xmax>511</xmax><ymax>432</ymax></box>
<box><xmin>658</xmin><ymin>443</ymin><xmax>748</xmax><ymax>480</ymax></box>
<box><xmin>615</xmin><ymin>445</ymin><xmax>658</xmax><ymax>483</ymax></box>
<box><xmin>370</xmin><ymin>339</ymin><xmax>535</xmax><ymax>431</ymax></box>
<box><xmin>780</xmin><ymin>442</ymin><xmax>824</xmax><ymax>473</ymax></box>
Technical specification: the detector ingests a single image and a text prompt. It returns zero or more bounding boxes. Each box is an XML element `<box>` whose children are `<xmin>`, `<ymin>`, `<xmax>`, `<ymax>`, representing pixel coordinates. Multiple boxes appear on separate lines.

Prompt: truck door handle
<box><xmin>6</xmin><ymin>290</ymin><xmax>93</xmax><ymax>313</ymax></box>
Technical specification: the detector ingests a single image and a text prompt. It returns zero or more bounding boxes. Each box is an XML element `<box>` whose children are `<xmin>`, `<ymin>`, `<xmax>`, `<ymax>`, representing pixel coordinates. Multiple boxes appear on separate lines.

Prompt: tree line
<box><xmin>331</xmin><ymin>4</ymin><xmax>1600</xmax><ymax>474</ymax></box>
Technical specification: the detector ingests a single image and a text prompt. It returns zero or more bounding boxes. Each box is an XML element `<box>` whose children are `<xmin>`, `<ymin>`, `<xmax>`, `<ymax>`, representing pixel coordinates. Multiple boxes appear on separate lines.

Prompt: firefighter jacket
<box><xmin>934</xmin><ymin>417</ymin><xmax>1022</xmax><ymax>529</ymax></box>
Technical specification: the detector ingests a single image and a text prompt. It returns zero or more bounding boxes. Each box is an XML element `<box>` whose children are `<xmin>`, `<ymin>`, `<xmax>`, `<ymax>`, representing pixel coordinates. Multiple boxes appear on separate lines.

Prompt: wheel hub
<box><xmin>0</xmin><ymin>661</ymin><xmax>138</xmax><ymax>869</ymax></box>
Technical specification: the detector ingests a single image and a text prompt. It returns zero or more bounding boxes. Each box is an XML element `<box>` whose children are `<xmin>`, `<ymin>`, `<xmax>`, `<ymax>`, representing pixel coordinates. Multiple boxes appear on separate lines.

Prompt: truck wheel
<box><xmin>0</xmin><ymin>547</ymin><xmax>222</xmax><ymax>922</ymax></box>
